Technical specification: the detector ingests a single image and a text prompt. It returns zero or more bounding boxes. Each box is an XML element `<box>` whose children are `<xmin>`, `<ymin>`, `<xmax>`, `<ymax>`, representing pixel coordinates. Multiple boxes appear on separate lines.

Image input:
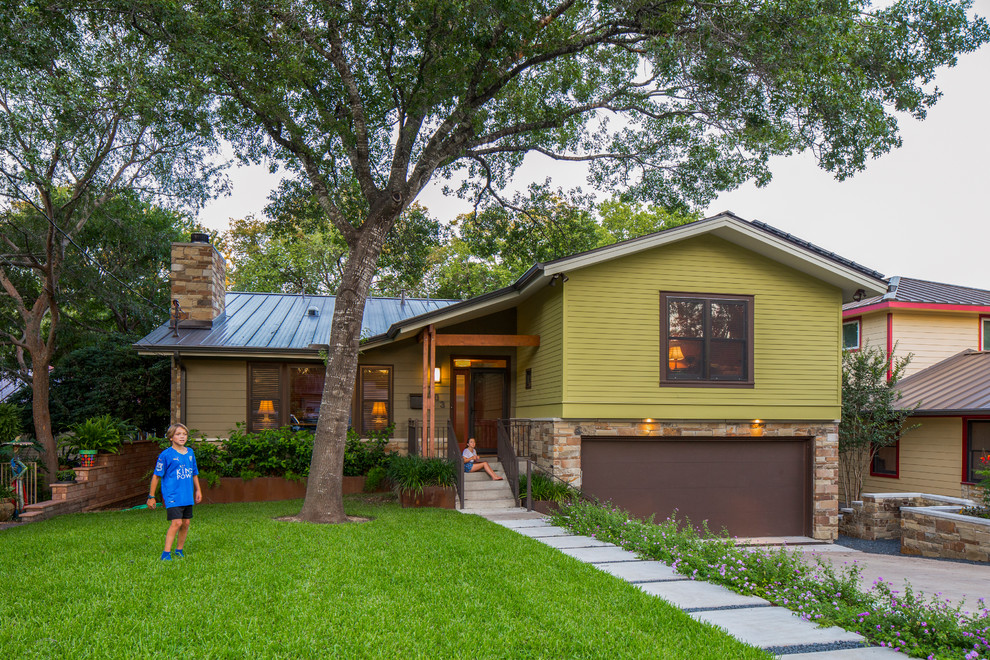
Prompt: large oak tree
<box><xmin>125</xmin><ymin>0</ymin><xmax>986</xmax><ymax>522</ymax></box>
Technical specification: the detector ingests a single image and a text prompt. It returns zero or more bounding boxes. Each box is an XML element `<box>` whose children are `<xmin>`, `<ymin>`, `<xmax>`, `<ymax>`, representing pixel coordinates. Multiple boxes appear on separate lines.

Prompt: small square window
<box><xmin>842</xmin><ymin>319</ymin><xmax>861</xmax><ymax>351</ymax></box>
<box><xmin>871</xmin><ymin>442</ymin><xmax>898</xmax><ymax>477</ymax></box>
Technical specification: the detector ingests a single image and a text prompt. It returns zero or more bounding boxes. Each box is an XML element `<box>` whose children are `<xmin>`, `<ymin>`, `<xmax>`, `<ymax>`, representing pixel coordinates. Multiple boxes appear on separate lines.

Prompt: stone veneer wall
<box><xmin>536</xmin><ymin>419</ymin><xmax>839</xmax><ymax>541</ymax></box>
<box><xmin>20</xmin><ymin>441</ymin><xmax>161</xmax><ymax>523</ymax></box>
<box><xmin>901</xmin><ymin>507</ymin><xmax>990</xmax><ymax>562</ymax></box>
<box><xmin>839</xmin><ymin>493</ymin><xmax>974</xmax><ymax>541</ymax></box>
<box><xmin>962</xmin><ymin>482</ymin><xmax>986</xmax><ymax>503</ymax></box>
<box><xmin>170</xmin><ymin>242</ymin><xmax>226</xmax><ymax>325</ymax></box>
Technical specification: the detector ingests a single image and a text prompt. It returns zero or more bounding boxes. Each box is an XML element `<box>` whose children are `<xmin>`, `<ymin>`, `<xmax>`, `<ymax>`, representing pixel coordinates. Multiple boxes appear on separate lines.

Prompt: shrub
<box><xmin>343</xmin><ymin>424</ymin><xmax>393</xmax><ymax>476</ymax></box>
<box><xmin>224</xmin><ymin>424</ymin><xmax>315</xmax><ymax>479</ymax></box>
<box><xmin>0</xmin><ymin>483</ymin><xmax>14</xmax><ymax>500</ymax></box>
<box><xmin>67</xmin><ymin>414</ymin><xmax>131</xmax><ymax>453</ymax></box>
<box><xmin>385</xmin><ymin>454</ymin><xmax>456</xmax><ymax>494</ymax></box>
<box><xmin>364</xmin><ymin>465</ymin><xmax>387</xmax><ymax>492</ymax></box>
<box><xmin>519</xmin><ymin>472</ymin><xmax>579</xmax><ymax>503</ymax></box>
<box><xmin>0</xmin><ymin>403</ymin><xmax>24</xmax><ymax>444</ymax></box>
<box><xmin>55</xmin><ymin>469</ymin><xmax>76</xmax><ymax>482</ymax></box>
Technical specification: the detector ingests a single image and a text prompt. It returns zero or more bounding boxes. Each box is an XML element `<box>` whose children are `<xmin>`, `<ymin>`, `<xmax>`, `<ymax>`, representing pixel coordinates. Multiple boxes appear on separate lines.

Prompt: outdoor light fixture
<box><xmin>258</xmin><ymin>400</ymin><xmax>275</xmax><ymax>424</ymax></box>
<box><xmin>434</xmin><ymin>367</ymin><xmax>441</xmax><ymax>383</ymax></box>
<box><xmin>668</xmin><ymin>345</ymin><xmax>685</xmax><ymax>371</ymax></box>
<box><xmin>750</xmin><ymin>419</ymin><xmax>766</xmax><ymax>437</ymax></box>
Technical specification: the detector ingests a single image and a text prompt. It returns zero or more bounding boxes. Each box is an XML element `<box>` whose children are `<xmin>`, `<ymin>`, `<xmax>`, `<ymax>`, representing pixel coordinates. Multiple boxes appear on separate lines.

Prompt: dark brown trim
<box><xmin>963</xmin><ymin>416</ymin><xmax>990</xmax><ymax>484</ymax></box>
<box><xmin>659</xmin><ymin>291</ymin><xmax>755</xmax><ymax>388</ymax></box>
<box><xmin>869</xmin><ymin>439</ymin><xmax>899</xmax><ymax>478</ymax></box>
<box><xmin>842</xmin><ymin>316</ymin><xmax>862</xmax><ymax>352</ymax></box>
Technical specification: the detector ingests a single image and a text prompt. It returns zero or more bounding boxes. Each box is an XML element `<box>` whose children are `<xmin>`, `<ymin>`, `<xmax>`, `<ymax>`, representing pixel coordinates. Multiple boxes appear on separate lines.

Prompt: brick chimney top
<box><xmin>171</xmin><ymin>238</ymin><xmax>226</xmax><ymax>328</ymax></box>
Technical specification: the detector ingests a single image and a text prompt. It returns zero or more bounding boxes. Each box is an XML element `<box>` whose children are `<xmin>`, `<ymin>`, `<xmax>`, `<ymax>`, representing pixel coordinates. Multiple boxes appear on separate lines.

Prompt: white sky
<box><xmin>199</xmin><ymin>2</ymin><xmax>990</xmax><ymax>291</ymax></box>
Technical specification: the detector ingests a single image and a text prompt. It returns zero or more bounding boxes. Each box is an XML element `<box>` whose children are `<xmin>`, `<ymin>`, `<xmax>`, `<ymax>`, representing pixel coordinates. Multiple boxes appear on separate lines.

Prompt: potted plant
<box><xmin>0</xmin><ymin>483</ymin><xmax>15</xmax><ymax>522</ymax></box>
<box><xmin>68</xmin><ymin>415</ymin><xmax>126</xmax><ymax>467</ymax></box>
<box><xmin>519</xmin><ymin>472</ymin><xmax>580</xmax><ymax>514</ymax></box>
<box><xmin>385</xmin><ymin>454</ymin><xmax>457</xmax><ymax>508</ymax></box>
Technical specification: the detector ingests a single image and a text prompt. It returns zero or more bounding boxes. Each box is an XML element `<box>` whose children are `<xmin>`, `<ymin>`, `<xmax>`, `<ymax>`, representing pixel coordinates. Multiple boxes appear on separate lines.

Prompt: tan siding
<box><xmin>890</xmin><ymin>311</ymin><xmax>982</xmax><ymax>376</ymax></box>
<box><xmin>560</xmin><ymin>234</ymin><xmax>842</xmax><ymax>420</ymax></box>
<box><xmin>184</xmin><ymin>359</ymin><xmax>247</xmax><ymax>437</ymax></box>
<box><xmin>516</xmin><ymin>285</ymin><xmax>563</xmax><ymax>417</ymax></box>
<box><xmin>861</xmin><ymin>417</ymin><xmax>964</xmax><ymax>498</ymax></box>
<box><xmin>858</xmin><ymin>312</ymin><xmax>888</xmax><ymax>353</ymax></box>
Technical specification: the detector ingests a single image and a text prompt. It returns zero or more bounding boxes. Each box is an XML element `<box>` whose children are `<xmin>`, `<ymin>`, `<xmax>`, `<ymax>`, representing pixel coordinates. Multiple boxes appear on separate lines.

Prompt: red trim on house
<box><xmin>869</xmin><ymin>439</ymin><xmax>900</xmax><ymax>479</ymax></box>
<box><xmin>887</xmin><ymin>312</ymin><xmax>894</xmax><ymax>381</ymax></box>
<box><xmin>843</xmin><ymin>316</ymin><xmax>862</xmax><ymax>352</ymax></box>
<box><xmin>843</xmin><ymin>301</ymin><xmax>990</xmax><ymax>318</ymax></box>
<box><xmin>962</xmin><ymin>415</ymin><xmax>990</xmax><ymax>485</ymax></box>
<box><xmin>980</xmin><ymin>314</ymin><xmax>989</xmax><ymax>352</ymax></box>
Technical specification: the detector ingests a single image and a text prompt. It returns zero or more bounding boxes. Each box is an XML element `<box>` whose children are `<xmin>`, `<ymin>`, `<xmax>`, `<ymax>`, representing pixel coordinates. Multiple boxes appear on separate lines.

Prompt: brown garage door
<box><xmin>581</xmin><ymin>438</ymin><xmax>812</xmax><ymax>537</ymax></box>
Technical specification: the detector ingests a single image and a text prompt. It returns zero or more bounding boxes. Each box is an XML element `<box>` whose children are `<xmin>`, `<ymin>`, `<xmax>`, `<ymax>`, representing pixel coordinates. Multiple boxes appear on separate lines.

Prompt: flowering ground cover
<box><xmin>551</xmin><ymin>500</ymin><xmax>990</xmax><ymax>659</ymax></box>
<box><xmin>0</xmin><ymin>498</ymin><xmax>770</xmax><ymax>659</ymax></box>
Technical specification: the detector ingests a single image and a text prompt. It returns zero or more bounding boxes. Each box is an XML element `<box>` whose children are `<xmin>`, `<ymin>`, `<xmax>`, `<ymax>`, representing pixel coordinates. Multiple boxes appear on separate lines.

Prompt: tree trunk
<box><xmin>296</xmin><ymin>213</ymin><xmax>393</xmax><ymax>523</ymax></box>
<box><xmin>29</xmin><ymin>346</ymin><xmax>57</xmax><ymax>483</ymax></box>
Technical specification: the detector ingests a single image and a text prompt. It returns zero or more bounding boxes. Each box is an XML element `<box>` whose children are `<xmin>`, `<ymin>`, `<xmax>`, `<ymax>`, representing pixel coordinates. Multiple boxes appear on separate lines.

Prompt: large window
<box><xmin>661</xmin><ymin>292</ymin><xmax>754</xmax><ymax>386</ymax></box>
<box><xmin>870</xmin><ymin>441</ymin><xmax>899</xmax><ymax>477</ymax></box>
<box><xmin>357</xmin><ymin>366</ymin><xmax>392</xmax><ymax>434</ymax></box>
<box><xmin>842</xmin><ymin>319</ymin><xmax>861</xmax><ymax>351</ymax></box>
<box><xmin>965</xmin><ymin>420</ymin><xmax>990</xmax><ymax>483</ymax></box>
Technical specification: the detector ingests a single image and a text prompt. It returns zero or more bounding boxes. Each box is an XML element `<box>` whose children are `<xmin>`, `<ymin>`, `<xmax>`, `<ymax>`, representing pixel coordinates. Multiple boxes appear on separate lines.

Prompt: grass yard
<box><xmin>0</xmin><ymin>498</ymin><xmax>769</xmax><ymax>659</ymax></box>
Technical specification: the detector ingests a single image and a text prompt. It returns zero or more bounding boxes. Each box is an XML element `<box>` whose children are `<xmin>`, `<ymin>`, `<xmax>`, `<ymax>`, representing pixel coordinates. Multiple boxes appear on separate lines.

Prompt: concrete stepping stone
<box><xmin>638</xmin><ymin>580</ymin><xmax>769</xmax><ymax>609</ymax></box>
<box><xmin>778</xmin><ymin>648</ymin><xmax>904</xmax><ymax>659</ymax></box>
<box><xmin>534</xmin><ymin>535</ymin><xmax>614</xmax><ymax>549</ymax></box>
<box><xmin>690</xmin><ymin>607</ymin><xmax>864</xmax><ymax>649</ymax></box>
<box><xmin>492</xmin><ymin>518</ymin><xmax>552</xmax><ymax>529</ymax></box>
<box><xmin>513</xmin><ymin>526</ymin><xmax>572</xmax><ymax>537</ymax></box>
<box><xmin>558</xmin><ymin>545</ymin><xmax>641</xmax><ymax>563</ymax></box>
<box><xmin>593</xmin><ymin>560</ymin><xmax>686</xmax><ymax>583</ymax></box>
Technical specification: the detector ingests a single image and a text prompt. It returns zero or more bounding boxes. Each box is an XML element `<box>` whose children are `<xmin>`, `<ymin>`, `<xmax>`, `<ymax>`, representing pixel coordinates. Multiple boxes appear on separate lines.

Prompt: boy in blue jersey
<box><xmin>147</xmin><ymin>423</ymin><xmax>202</xmax><ymax>560</ymax></box>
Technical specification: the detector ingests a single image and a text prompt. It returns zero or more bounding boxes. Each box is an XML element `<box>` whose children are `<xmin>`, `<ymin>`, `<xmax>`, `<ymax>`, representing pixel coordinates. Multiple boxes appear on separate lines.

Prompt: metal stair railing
<box><xmin>496</xmin><ymin>419</ymin><xmax>519</xmax><ymax>506</ymax></box>
<box><xmin>519</xmin><ymin>462</ymin><xmax>591</xmax><ymax>512</ymax></box>
<box><xmin>446</xmin><ymin>419</ymin><xmax>464</xmax><ymax>509</ymax></box>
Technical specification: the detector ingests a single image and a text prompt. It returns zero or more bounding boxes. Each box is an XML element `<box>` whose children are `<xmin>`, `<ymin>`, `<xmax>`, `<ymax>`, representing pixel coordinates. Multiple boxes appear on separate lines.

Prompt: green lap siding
<box><xmin>559</xmin><ymin>234</ymin><xmax>842</xmax><ymax>421</ymax></box>
<box><xmin>516</xmin><ymin>285</ymin><xmax>564</xmax><ymax>418</ymax></box>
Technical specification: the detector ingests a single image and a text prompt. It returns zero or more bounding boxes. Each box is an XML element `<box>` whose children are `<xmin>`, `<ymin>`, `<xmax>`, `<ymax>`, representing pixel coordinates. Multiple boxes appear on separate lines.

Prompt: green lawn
<box><xmin>0</xmin><ymin>499</ymin><xmax>769</xmax><ymax>659</ymax></box>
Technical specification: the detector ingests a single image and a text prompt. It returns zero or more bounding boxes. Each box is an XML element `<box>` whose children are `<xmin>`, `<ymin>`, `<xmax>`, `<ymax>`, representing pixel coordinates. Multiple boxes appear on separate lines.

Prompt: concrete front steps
<box><xmin>461</xmin><ymin>458</ymin><xmax>516</xmax><ymax>511</ymax></box>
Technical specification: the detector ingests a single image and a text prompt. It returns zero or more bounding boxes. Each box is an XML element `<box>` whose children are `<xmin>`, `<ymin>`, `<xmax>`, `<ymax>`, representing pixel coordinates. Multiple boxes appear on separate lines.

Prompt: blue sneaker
<box><xmin>174</xmin><ymin>549</ymin><xmax>185</xmax><ymax>558</ymax></box>
<box><xmin>160</xmin><ymin>551</ymin><xmax>171</xmax><ymax>561</ymax></box>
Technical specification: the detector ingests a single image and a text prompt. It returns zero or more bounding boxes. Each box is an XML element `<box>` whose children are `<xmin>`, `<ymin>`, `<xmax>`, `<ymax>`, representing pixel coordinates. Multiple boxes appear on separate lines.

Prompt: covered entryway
<box><xmin>581</xmin><ymin>438</ymin><xmax>812</xmax><ymax>537</ymax></box>
<box><xmin>451</xmin><ymin>358</ymin><xmax>509</xmax><ymax>453</ymax></box>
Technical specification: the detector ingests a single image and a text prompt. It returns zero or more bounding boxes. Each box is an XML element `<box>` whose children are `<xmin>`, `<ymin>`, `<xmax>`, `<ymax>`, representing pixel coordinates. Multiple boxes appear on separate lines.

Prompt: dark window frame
<box><xmin>659</xmin><ymin>292</ymin><xmax>755</xmax><ymax>388</ymax></box>
<box><xmin>354</xmin><ymin>364</ymin><xmax>394</xmax><ymax>435</ymax></box>
<box><xmin>963</xmin><ymin>417</ymin><xmax>990</xmax><ymax>484</ymax></box>
<box><xmin>980</xmin><ymin>315</ymin><xmax>990</xmax><ymax>352</ymax></box>
<box><xmin>869</xmin><ymin>440</ymin><xmax>899</xmax><ymax>478</ymax></box>
<box><xmin>843</xmin><ymin>317</ymin><xmax>862</xmax><ymax>352</ymax></box>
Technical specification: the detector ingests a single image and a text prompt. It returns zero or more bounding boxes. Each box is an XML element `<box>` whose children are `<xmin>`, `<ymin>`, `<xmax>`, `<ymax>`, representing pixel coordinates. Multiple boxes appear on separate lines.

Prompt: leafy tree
<box><xmin>124</xmin><ymin>0</ymin><xmax>987</xmax><ymax>522</ymax></box>
<box><xmin>0</xmin><ymin>5</ymin><xmax>219</xmax><ymax>480</ymax></box>
<box><xmin>838</xmin><ymin>345</ymin><xmax>919</xmax><ymax>505</ymax></box>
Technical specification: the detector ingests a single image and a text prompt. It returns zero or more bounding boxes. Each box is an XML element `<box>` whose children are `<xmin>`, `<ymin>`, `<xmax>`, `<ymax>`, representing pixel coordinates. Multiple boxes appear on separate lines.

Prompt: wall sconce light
<box><xmin>371</xmin><ymin>401</ymin><xmax>388</xmax><ymax>428</ymax></box>
<box><xmin>750</xmin><ymin>419</ymin><xmax>766</xmax><ymax>437</ymax></box>
<box><xmin>434</xmin><ymin>367</ymin><xmax>441</xmax><ymax>383</ymax></box>
<box><xmin>668</xmin><ymin>345</ymin><xmax>685</xmax><ymax>371</ymax></box>
<box><xmin>258</xmin><ymin>400</ymin><xmax>275</xmax><ymax>424</ymax></box>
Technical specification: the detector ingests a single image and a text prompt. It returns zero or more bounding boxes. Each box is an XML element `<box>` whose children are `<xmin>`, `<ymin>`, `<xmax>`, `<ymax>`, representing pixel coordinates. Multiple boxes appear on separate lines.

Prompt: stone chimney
<box><xmin>171</xmin><ymin>233</ymin><xmax>226</xmax><ymax>327</ymax></box>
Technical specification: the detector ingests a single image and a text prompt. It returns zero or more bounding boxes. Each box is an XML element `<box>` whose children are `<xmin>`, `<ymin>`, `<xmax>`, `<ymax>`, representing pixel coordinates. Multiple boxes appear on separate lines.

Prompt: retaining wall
<box><xmin>900</xmin><ymin>506</ymin><xmax>990</xmax><ymax>562</ymax></box>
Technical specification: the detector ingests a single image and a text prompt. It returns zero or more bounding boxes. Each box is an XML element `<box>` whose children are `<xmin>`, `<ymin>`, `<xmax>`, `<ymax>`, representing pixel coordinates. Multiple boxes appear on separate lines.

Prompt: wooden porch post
<box><xmin>428</xmin><ymin>324</ymin><xmax>436</xmax><ymax>456</ymax></box>
<box><xmin>421</xmin><ymin>328</ymin><xmax>430</xmax><ymax>457</ymax></box>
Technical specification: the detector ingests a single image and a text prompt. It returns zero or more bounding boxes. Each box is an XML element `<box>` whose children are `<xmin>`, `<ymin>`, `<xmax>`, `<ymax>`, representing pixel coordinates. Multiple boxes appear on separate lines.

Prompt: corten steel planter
<box><xmin>398</xmin><ymin>486</ymin><xmax>455</xmax><ymax>509</ymax></box>
<box><xmin>202</xmin><ymin>477</ymin><xmax>308</xmax><ymax>504</ymax></box>
<box><xmin>532</xmin><ymin>500</ymin><xmax>561</xmax><ymax>515</ymax></box>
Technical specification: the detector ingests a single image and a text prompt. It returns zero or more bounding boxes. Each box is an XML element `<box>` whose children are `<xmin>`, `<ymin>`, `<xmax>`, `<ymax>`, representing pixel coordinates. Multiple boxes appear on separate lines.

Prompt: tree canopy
<box><xmin>116</xmin><ymin>0</ymin><xmax>988</xmax><ymax>522</ymax></box>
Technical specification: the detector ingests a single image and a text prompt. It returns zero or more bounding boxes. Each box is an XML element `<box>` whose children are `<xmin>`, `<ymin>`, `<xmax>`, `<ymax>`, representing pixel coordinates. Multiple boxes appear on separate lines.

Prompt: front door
<box><xmin>451</xmin><ymin>358</ymin><xmax>509</xmax><ymax>453</ymax></box>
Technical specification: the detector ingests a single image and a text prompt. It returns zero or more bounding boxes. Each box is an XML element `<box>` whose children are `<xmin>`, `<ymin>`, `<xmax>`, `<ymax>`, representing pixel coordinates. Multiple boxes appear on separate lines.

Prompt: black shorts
<box><xmin>166</xmin><ymin>505</ymin><xmax>194</xmax><ymax>521</ymax></box>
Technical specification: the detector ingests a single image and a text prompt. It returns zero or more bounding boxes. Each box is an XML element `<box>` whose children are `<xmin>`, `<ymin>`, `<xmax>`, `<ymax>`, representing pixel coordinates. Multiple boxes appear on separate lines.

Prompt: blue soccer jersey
<box><xmin>154</xmin><ymin>447</ymin><xmax>199</xmax><ymax>508</ymax></box>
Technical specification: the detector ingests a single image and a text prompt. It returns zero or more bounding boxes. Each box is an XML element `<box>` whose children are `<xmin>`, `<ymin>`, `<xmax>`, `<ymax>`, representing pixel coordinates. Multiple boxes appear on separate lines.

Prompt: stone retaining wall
<box><xmin>21</xmin><ymin>441</ymin><xmax>161</xmax><ymax>523</ymax></box>
<box><xmin>901</xmin><ymin>506</ymin><xmax>990</xmax><ymax>562</ymax></box>
<box><xmin>839</xmin><ymin>492</ymin><xmax>974</xmax><ymax>540</ymax></box>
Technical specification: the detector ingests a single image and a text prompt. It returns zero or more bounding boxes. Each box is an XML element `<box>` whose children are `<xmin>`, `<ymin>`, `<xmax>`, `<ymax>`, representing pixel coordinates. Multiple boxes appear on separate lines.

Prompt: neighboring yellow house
<box><xmin>137</xmin><ymin>213</ymin><xmax>887</xmax><ymax>540</ymax></box>
<box><xmin>843</xmin><ymin>278</ymin><xmax>990</xmax><ymax>499</ymax></box>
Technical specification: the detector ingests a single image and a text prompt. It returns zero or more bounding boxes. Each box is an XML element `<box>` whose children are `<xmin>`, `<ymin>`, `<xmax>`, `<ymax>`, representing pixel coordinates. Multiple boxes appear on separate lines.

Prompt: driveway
<box><xmin>792</xmin><ymin>541</ymin><xmax>990</xmax><ymax>613</ymax></box>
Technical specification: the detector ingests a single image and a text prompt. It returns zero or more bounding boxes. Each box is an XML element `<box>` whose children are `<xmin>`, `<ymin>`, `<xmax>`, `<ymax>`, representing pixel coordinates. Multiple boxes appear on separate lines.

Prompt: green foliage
<box><xmin>343</xmin><ymin>424</ymin><xmax>394</xmax><ymax>477</ymax></box>
<box><xmin>385</xmin><ymin>454</ymin><xmax>456</xmax><ymax>495</ymax></box>
<box><xmin>221</xmin><ymin>425</ymin><xmax>315</xmax><ymax>479</ymax></box>
<box><xmin>839</xmin><ymin>345</ymin><xmax>919</xmax><ymax>503</ymax></box>
<box><xmin>0</xmin><ymin>483</ymin><xmax>14</xmax><ymax>500</ymax></box>
<box><xmin>363</xmin><ymin>466</ymin><xmax>387</xmax><ymax>493</ymax></box>
<box><xmin>519</xmin><ymin>472</ymin><xmax>579</xmax><ymax>503</ymax></box>
<box><xmin>55</xmin><ymin>469</ymin><xmax>76</xmax><ymax>483</ymax></box>
<box><xmin>67</xmin><ymin>415</ymin><xmax>131</xmax><ymax>454</ymax></box>
<box><xmin>553</xmin><ymin>499</ymin><xmax>990</xmax><ymax>659</ymax></box>
<box><xmin>962</xmin><ymin>454</ymin><xmax>990</xmax><ymax>518</ymax></box>
<box><xmin>0</xmin><ymin>403</ymin><xmax>24</xmax><ymax>444</ymax></box>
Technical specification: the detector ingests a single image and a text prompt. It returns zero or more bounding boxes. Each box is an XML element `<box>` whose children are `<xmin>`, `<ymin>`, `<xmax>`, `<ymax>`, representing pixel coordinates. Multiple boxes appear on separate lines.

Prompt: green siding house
<box><xmin>136</xmin><ymin>212</ymin><xmax>886</xmax><ymax>540</ymax></box>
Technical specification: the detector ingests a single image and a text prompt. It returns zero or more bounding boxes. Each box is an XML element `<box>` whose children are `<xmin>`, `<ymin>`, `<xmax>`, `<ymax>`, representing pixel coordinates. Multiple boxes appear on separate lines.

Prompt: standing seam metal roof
<box><xmin>845</xmin><ymin>277</ymin><xmax>990</xmax><ymax>311</ymax></box>
<box><xmin>896</xmin><ymin>350</ymin><xmax>990</xmax><ymax>413</ymax></box>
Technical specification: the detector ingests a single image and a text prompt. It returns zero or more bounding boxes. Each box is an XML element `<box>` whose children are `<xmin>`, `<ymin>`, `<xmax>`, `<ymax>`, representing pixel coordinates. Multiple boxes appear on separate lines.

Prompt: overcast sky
<box><xmin>199</xmin><ymin>1</ymin><xmax>990</xmax><ymax>291</ymax></box>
